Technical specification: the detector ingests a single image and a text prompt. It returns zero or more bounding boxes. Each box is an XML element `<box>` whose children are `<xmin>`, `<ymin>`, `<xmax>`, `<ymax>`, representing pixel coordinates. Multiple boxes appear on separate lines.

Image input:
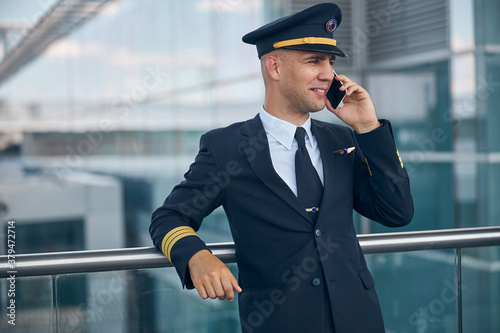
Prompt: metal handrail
<box><xmin>2</xmin><ymin>226</ymin><xmax>500</xmax><ymax>278</ymax></box>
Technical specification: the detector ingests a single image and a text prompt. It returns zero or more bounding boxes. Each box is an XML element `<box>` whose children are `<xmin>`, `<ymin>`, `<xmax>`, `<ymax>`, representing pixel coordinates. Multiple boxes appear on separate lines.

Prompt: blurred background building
<box><xmin>0</xmin><ymin>0</ymin><xmax>499</xmax><ymax>332</ymax></box>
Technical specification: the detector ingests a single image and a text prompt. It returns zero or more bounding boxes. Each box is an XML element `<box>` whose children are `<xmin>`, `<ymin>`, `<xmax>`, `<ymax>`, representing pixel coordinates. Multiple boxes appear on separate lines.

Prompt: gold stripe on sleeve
<box><xmin>397</xmin><ymin>150</ymin><xmax>404</xmax><ymax>168</ymax></box>
<box><xmin>161</xmin><ymin>226</ymin><xmax>198</xmax><ymax>262</ymax></box>
<box><xmin>165</xmin><ymin>230</ymin><xmax>197</xmax><ymax>262</ymax></box>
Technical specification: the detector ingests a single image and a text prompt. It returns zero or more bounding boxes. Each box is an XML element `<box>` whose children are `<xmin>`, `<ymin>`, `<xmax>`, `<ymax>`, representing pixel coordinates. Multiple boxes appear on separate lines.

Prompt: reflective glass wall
<box><xmin>2</xmin><ymin>0</ymin><xmax>499</xmax><ymax>246</ymax></box>
<box><xmin>0</xmin><ymin>0</ymin><xmax>499</xmax><ymax>332</ymax></box>
<box><xmin>0</xmin><ymin>0</ymin><xmax>275</xmax><ymax>251</ymax></box>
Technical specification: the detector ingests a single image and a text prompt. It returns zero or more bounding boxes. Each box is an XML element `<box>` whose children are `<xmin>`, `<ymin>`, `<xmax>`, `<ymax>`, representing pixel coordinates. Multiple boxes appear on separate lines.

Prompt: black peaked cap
<box><xmin>242</xmin><ymin>3</ymin><xmax>347</xmax><ymax>58</ymax></box>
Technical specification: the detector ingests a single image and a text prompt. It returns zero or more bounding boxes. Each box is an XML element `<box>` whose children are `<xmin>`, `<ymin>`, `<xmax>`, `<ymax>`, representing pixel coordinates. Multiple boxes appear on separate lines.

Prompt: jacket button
<box><xmin>315</xmin><ymin>229</ymin><xmax>321</xmax><ymax>237</ymax></box>
<box><xmin>312</xmin><ymin>278</ymin><xmax>321</xmax><ymax>286</ymax></box>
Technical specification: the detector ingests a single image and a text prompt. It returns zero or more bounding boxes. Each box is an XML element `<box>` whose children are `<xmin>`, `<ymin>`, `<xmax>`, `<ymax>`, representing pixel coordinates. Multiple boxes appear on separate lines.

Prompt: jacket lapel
<box><xmin>312</xmin><ymin>120</ymin><xmax>337</xmax><ymax>227</ymax></box>
<box><xmin>241</xmin><ymin>115</ymin><xmax>313</xmax><ymax>224</ymax></box>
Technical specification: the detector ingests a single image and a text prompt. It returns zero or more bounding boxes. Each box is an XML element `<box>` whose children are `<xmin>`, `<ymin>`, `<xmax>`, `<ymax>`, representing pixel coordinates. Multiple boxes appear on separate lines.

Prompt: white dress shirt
<box><xmin>259</xmin><ymin>107</ymin><xmax>324</xmax><ymax>197</ymax></box>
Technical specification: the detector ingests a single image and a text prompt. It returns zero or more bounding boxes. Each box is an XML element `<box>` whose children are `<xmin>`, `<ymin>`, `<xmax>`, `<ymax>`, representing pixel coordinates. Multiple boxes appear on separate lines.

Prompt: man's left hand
<box><xmin>325</xmin><ymin>75</ymin><xmax>381</xmax><ymax>134</ymax></box>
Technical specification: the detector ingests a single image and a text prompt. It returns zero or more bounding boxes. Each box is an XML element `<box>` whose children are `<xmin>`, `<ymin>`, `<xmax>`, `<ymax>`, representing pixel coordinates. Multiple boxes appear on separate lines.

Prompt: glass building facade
<box><xmin>0</xmin><ymin>0</ymin><xmax>499</xmax><ymax>332</ymax></box>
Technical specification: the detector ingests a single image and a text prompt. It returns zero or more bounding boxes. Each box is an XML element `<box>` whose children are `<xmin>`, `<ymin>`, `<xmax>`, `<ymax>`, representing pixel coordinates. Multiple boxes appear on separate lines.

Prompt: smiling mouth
<box><xmin>312</xmin><ymin>89</ymin><xmax>326</xmax><ymax>93</ymax></box>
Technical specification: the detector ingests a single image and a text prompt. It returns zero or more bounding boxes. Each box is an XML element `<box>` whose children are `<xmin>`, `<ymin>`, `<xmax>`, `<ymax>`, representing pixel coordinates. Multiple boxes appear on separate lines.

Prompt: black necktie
<box><xmin>294</xmin><ymin>127</ymin><xmax>323</xmax><ymax>219</ymax></box>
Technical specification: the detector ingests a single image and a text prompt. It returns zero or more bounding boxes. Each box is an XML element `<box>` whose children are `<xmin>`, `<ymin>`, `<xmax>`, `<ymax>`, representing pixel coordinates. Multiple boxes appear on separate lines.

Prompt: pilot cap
<box><xmin>242</xmin><ymin>3</ymin><xmax>347</xmax><ymax>58</ymax></box>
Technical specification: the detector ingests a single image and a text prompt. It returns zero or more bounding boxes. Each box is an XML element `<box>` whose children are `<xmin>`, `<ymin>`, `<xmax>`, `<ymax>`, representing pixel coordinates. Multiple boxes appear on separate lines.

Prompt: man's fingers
<box><xmin>194</xmin><ymin>283</ymin><xmax>209</xmax><ymax>299</ymax></box>
<box><xmin>212</xmin><ymin>276</ymin><xmax>228</xmax><ymax>300</ymax></box>
<box><xmin>188</xmin><ymin>250</ymin><xmax>241</xmax><ymax>301</ymax></box>
<box><xmin>341</xmin><ymin>81</ymin><xmax>360</xmax><ymax>94</ymax></box>
<box><xmin>202</xmin><ymin>277</ymin><xmax>220</xmax><ymax>299</ymax></box>
<box><xmin>335</xmin><ymin>74</ymin><xmax>350</xmax><ymax>83</ymax></box>
<box><xmin>231</xmin><ymin>275</ymin><xmax>243</xmax><ymax>293</ymax></box>
<box><xmin>193</xmin><ymin>274</ymin><xmax>219</xmax><ymax>299</ymax></box>
<box><xmin>219</xmin><ymin>269</ymin><xmax>243</xmax><ymax>301</ymax></box>
<box><xmin>221</xmin><ymin>276</ymin><xmax>235</xmax><ymax>301</ymax></box>
<box><xmin>334</xmin><ymin>75</ymin><xmax>365</xmax><ymax>96</ymax></box>
<box><xmin>193</xmin><ymin>270</ymin><xmax>239</xmax><ymax>301</ymax></box>
<box><xmin>205</xmin><ymin>282</ymin><xmax>218</xmax><ymax>299</ymax></box>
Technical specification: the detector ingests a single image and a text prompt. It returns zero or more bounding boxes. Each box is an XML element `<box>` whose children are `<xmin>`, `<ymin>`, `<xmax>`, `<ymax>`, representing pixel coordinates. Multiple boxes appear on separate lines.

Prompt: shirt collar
<box><xmin>259</xmin><ymin>106</ymin><xmax>314</xmax><ymax>150</ymax></box>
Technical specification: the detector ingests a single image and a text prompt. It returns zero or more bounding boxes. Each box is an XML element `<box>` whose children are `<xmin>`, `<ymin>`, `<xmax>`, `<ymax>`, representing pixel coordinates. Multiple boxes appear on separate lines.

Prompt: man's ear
<box><xmin>265</xmin><ymin>55</ymin><xmax>280</xmax><ymax>81</ymax></box>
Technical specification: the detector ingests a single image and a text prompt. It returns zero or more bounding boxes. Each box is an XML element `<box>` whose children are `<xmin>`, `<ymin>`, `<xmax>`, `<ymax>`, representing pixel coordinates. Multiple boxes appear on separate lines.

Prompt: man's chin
<box><xmin>298</xmin><ymin>100</ymin><xmax>326</xmax><ymax>114</ymax></box>
<box><xmin>310</xmin><ymin>102</ymin><xmax>327</xmax><ymax>112</ymax></box>
<box><xmin>301</xmin><ymin>108</ymin><xmax>322</xmax><ymax>115</ymax></box>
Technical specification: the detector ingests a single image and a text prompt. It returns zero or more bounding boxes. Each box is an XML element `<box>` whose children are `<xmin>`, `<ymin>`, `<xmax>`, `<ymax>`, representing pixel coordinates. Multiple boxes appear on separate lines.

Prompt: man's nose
<box><xmin>319</xmin><ymin>63</ymin><xmax>335</xmax><ymax>82</ymax></box>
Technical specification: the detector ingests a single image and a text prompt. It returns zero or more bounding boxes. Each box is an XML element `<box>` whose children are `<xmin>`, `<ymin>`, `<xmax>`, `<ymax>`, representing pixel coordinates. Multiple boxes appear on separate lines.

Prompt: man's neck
<box><xmin>262</xmin><ymin>103</ymin><xmax>310</xmax><ymax>127</ymax></box>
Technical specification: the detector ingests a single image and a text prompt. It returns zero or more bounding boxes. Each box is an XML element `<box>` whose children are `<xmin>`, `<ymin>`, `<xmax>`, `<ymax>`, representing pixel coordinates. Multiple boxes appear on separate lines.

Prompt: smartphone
<box><xmin>326</xmin><ymin>70</ymin><xmax>346</xmax><ymax>109</ymax></box>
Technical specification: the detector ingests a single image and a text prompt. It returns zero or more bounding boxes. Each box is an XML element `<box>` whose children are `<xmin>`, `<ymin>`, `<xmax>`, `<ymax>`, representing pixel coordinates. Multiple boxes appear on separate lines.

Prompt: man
<box><xmin>150</xmin><ymin>3</ymin><xmax>413</xmax><ymax>333</ymax></box>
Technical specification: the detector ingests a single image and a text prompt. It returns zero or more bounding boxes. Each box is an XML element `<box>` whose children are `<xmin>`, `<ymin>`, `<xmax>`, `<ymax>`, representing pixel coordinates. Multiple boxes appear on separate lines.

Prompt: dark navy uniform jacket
<box><xmin>150</xmin><ymin>114</ymin><xmax>414</xmax><ymax>333</ymax></box>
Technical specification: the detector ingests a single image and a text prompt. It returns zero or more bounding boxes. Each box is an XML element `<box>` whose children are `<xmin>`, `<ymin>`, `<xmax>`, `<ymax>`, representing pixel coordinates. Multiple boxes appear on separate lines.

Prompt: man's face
<box><xmin>279</xmin><ymin>50</ymin><xmax>336</xmax><ymax>114</ymax></box>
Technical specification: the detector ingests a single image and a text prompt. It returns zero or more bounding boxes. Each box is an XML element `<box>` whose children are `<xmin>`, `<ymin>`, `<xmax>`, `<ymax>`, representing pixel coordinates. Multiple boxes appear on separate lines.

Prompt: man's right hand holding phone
<box><xmin>326</xmin><ymin>74</ymin><xmax>381</xmax><ymax>134</ymax></box>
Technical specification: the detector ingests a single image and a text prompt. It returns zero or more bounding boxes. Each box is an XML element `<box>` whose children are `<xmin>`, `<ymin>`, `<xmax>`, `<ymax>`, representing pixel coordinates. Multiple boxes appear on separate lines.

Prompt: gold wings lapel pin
<box><xmin>334</xmin><ymin>147</ymin><xmax>355</xmax><ymax>156</ymax></box>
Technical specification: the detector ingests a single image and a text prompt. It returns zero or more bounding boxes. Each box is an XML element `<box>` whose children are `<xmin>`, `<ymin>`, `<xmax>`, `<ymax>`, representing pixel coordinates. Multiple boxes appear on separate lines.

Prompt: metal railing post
<box><xmin>455</xmin><ymin>248</ymin><xmax>463</xmax><ymax>333</ymax></box>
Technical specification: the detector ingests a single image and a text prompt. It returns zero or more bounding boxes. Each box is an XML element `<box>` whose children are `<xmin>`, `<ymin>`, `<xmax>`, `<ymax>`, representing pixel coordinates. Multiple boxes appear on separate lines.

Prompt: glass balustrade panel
<box><xmin>462</xmin><ymin>245</ymin><xmax>500</xmax><ymax>333</ymax></box>
<box><xmin>54</xmin><ymin>264</ymin><xmax>241</xmax><ymax>333</ymax></box>
<box><xmin>368</xmin><ymin>249</ymin><xmax>458</xmax><ymax>333</ymax></box>
<box><xmin>0</xmin><ymin>275</ymin><xmax>54</xmax><ymax>332</ymax></box>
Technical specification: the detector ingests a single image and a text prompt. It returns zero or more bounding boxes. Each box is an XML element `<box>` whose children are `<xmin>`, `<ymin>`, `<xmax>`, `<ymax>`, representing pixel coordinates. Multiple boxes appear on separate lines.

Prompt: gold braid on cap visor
<box><xmin>273</xmin><ymin>37</ymin><xmax>337</xmax><ymax>49</ymax></box>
